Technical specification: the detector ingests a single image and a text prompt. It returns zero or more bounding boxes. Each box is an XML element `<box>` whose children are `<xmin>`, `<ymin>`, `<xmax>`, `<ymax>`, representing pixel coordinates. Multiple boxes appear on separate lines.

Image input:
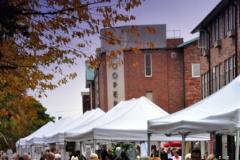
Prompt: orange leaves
<box><xmin>147</xmin><ymin>41</ymin><xmax>156</xmax><ymax>48</ymax></box>
<box><xmin>0</xmin><ymin>0</ymin><xmax>145</xmax><ymax>99</ymax></box>
<box><xmin>145</xmin><ymin>26</ymin><xmax>156</xmax><ymax>34</ymax></box>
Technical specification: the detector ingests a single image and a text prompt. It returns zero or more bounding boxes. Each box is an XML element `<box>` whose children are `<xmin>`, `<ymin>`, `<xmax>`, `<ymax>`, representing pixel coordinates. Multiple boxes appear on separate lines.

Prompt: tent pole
<box><xmin>147</xmin><ymin>133</ymin><xmax>151</xmax><ymax>157</ymax></box>
<box><xmin>181</xmin><ymin>134</ymin><xmax>186</xmax><ymax>160</ymax></box>
<box><xmin>235</xmin><ymin>129</ymin><xmax>240</xmax><ymax>160</ymax></box>
<box><xmin>93</xmin><ymin>139</ymin><xmax>96</xmax><ymax>153</ymax></box>
<box><xmin>158</xmin><ymin>141</ymin><xmax>161</xmax><ymax>157</ymax></box>
<box><xmin>80</xmin><ymin>141</ymin><xmax>82</xmax><ymax>153</ymax></box>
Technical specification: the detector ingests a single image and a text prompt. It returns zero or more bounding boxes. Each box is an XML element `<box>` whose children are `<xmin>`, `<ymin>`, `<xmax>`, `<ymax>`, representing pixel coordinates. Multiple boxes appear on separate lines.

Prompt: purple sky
<box><xmin>39</xmin><ymin>0</ymin><xmax>220</xmax><ymax>118</ymax></box>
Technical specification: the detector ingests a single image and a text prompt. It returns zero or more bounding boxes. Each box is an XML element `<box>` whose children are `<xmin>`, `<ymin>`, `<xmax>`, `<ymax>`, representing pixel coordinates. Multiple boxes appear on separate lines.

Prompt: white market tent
<box><xmin>16</xmin><ymin>121</ymin><xmax>54</xmax><ymax>147</ymax></box>
<box><xmin>26</xmin><ymin>108</ymin><xmax>104</xmax><ymax>145</ymax></box>
<box><xmin>65</xmin><ymin>98</ymin><xmax>139</xmax><ymax>141</ymax></box>
<box><xmin>148</xmin><ymin>75</ymin><xmax>240</xmax><ymax>134</ymax></box>
<box><xmin>44</xmin><ymin>108</ymin><xmax>105</xmax><ymax>143</ymax></box>
<box><xmin>148</xmin><ymin>75</ymin><xmax>240</xmax><ymax>160</ymax></box>
<box><xmin>65</xmin><ymin>97</ymin><xmax>209</xmax><ymax>143</ymax></box>
<box><xmin>26</xmin><ymin>117</ymin><xmax>75</xmax><ymax>145</ymax></box>
<box><xmin>151</xmin><ymin>109</ymin><xmax>240</xmax><ymax>160</ymax></box>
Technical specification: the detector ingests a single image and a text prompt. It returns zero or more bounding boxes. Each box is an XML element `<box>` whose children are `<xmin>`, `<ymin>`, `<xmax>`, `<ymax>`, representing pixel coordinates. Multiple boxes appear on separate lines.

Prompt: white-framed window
<box><xmin>145</xmin><ymin>91</ymin><xmax>153</xmax><ymax>101</ymax></box>
<box><xmin>144</xmin><ymin>53</ymin><xmax>152</xmax><ymax>77</ymax></box>
<box><xmin>192</xmin><ymin>63</ymin><xmax>200</xmax><ymax>78</ymax></box>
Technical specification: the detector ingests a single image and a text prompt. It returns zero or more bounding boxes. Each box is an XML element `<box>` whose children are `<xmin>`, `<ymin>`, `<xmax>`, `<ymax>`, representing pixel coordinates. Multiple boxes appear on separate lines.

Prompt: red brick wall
<box><xmin>124</xmin><ymin>49</ymin><xmax>184</xmax><ymax>113</ymax></box>
<box><xmin>183</xmin><ymin>42</ymin><xmax>201</xmax><ymax>107</ymax></box>
<box><xmin>167</xmin><ymin>38</ymin><xmax>184</xmax><ymax>48</ymax></box>
<box><xmin>98</xmin><ymin>53</ymin><xmax>108</xmax><ymax>112</ymax></box>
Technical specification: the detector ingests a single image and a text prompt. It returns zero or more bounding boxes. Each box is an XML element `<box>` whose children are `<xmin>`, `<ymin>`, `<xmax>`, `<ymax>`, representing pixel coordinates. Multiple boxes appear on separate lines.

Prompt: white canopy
<box><xmin>16</xmin><ymin>121</ymin><xmax>54</xmax><ymax>147</ymax></box>
<box><xmin>65</xmin><ymin>97</ymin><xmax>209</xmax><ymax>142</ymax></box>
<box><xmin>161</xmin><ymin>108</ymin><xmax>240</xmax><ymax>135</ymax></box>
<box><xmin>27</xmin><ymin>117</ymin><xmax>75</xmax><ymax>145</ymax></box>
<box><xmin>148</xmin><ymin>75</ymin><xmax>240</xmax><ymax>135</ymax></box>
<box><xmin>65</xmin><ymin>98</ymin><xmax>138</xmax><ymax>141</ymax></box>
<box><xmin>44</xmin><ymin>108</ymin><xmax>105</xmax><ymax>143</ymax></box>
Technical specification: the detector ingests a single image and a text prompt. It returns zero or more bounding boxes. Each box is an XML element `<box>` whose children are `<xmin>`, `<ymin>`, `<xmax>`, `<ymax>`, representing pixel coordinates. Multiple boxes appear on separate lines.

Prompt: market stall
<box><xmin>65</xmin><ymin>97</ymin><xmax>209</xmax><ymax>156</ymax></box>
<box><xmin>148</xmin><ymin>75</ymin><xmax>240</xmax><ymax>160</ymax></box>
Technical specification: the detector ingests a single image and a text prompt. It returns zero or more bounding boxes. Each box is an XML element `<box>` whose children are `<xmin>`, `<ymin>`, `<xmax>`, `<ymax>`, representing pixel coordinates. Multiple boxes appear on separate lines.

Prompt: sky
<box><xmin>39</xmin><ymin>0</ymin><xmax>221</xmax><ymax>118</ymax></box>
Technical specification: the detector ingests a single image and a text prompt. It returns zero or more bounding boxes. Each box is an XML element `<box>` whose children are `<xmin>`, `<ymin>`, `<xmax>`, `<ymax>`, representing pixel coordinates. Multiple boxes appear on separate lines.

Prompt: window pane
<box><xmin>145</xmin><ymin>91</ymin><xmax>153</xmax><ymax>101</ymax></box>
<box><xmin>145</xmin><ymin>54</ymin><xmax>152</xmax><ymax>76</ymax></box>
<box><xmin>225</xmin><ymin>9</ymin><xmax>228</xmax><ymax>34</ymax></box>
<box><xmin>225</xmin><ymin>60</ymin><xmax>229</xmax><ymax>84</ymax></box>
<box><xmin>192</xmin><ymin>64</ymin><xmax>200</xmax><ymax>77</ymax></box>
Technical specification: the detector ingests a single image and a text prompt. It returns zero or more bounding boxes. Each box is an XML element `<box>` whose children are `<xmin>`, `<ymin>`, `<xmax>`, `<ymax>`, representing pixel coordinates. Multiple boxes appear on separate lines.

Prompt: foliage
<box><xmin>0</xmin><ymin>96</ymin><xmax>54</xmax><ymax>150</ymax></box>
<box><xmin>0</xmin><ymin>0</ymin><xmax>143</xmax><ymax>97</ymax></box>
<box><xmin>0</xmin><ymin>0</ymin><xmax>143</xmax><ymax>149</ymax></box>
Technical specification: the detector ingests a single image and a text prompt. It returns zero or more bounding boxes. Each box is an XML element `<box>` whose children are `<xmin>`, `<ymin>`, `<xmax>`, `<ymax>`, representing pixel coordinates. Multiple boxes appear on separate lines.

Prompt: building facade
<box><xmin>192</xmin><ymin>0</ymin><xmax>240</xmax><ymax>159</ymax></box>
<box><xmin>192</xmin><ymin>0</ymin><xmax>239</xmax><ymax>99</ymax></box>
<box><xmin>86</xmin><ymin>24</ymin><xmax>202</xmax><ymax>113</ymax></box>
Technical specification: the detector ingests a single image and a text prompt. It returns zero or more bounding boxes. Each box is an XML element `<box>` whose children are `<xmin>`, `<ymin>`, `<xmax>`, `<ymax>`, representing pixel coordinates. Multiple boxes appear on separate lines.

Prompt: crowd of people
<box><xmin>150</xmin><ymin>145</ymin><xmax>217</xmax><ymax>160</ymax></box>
<box><xmin>0</xmin><ymin>146</ymin><xmax>219</xmax><ymax>160</ymax></box>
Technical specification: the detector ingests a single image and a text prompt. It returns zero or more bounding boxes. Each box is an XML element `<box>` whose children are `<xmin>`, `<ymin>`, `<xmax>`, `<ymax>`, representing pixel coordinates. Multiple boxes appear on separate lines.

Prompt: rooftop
<box><xmin>177</xmin><ymin>37</ymin><xmax>199</xmax><ymax>48</ymax></box>
<box><xmin>191</xmin><ymin>0</ymin><xmax>230</xmax><ymax>33</ymax></box>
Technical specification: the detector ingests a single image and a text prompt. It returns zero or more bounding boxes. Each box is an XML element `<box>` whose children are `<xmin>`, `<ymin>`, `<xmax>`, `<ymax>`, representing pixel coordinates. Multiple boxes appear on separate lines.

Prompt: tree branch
<box><xmin>19</xmin><ymin>0</ymin><xmax>106</xmax><ymax>16</ymax></box>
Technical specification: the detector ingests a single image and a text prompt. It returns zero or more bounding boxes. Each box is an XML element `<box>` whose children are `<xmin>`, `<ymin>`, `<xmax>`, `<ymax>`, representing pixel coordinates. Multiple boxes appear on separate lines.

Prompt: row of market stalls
<box><xmin>16</xmin><ymin>97</ymin><xmax>208</xmax><ymax>159</ymax></box>
<box><xmin>17</xmin><ymin>75</ymin><xmax>240</xmax><ymax>160</ymax></box>
<box><xmin>148</xmin><ymin>75</ymin><xmax>240</xmax><ymax>160</ymax></box>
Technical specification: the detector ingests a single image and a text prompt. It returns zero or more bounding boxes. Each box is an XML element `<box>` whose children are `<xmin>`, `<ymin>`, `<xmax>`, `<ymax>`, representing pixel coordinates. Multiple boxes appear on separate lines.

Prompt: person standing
<box><xmin>171</xmin><ymin>149</ymin><xmax>181</xmax><ymax>160</ymax></box>
<box><xmin>160</xmin><ymin>148</ymin><xmax>168</xmax><ymax>160</ymax></box>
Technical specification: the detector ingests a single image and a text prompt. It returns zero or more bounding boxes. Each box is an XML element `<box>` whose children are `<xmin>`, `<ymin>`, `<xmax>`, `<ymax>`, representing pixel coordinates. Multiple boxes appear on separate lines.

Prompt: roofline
<box><xmin>177</xmin><ymin>37</ymin><xmax>199</xmax><ymax>48</ymax></box>
<box><xmin>100</xmin><ymin>24</ymin><xmax>167</xmax><ymax>32</ymax></box>
<box><xmin>191</xmin><ymin>0</ymin><xmax>230</xmax><ymax>33</ymax></box>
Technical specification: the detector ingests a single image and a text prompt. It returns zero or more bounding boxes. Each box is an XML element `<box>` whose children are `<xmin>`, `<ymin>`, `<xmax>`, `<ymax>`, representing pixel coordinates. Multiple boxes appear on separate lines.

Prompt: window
<box><xmin>199</xmin><ymin>31</ymin><xmax>209</xmax><ymax>49</ymax></box>
<box><xmin>201</xmin><ymin>72</ymin><xmax>209</xmax><ymax>98</ymax></box>
<box><xmin>145</xmin><ymin>91</ymin><xmax>153</xmax><ymax>101</ymax></box>
<box><xmin>215</xmin><ymin>64</ymin><xmax>221</xmax><ymax>91</ymax></box>
<box><xmin>224</xmin><ymin>5</ymin><xmax>236</xmax><ymax>37</ymax></box>
<box><xmin>145</xmin><ymin>53</ymin><xmax>152</xmax><ymax>77</ymax></box>
<box><xmin>212</xmin><ymin>18</ymin><xmax>220</xmax><ymax>42</ymax></box>
<box><xmin>192</xmin><ymin>63</ymin><xmax>200</xmax><ymax>78</ymax></box>
<box><xmin>224</xmin><ymin>60</ymin><xmax>229</xmax><ymax>84</ymax></box>
<box><xmin>224</xmin><ymin>55</ymin><xmax>236</xmax><ymax>85</ymax></box>
<box><xmin>224</xmin><ymin>9</ymin><xmax>228</xmax><ymax>37</ymax></box>
<box><xmin>212</xmin><ymin>67</ymin><xmax>216</xmax><ymax>93</ymax></box>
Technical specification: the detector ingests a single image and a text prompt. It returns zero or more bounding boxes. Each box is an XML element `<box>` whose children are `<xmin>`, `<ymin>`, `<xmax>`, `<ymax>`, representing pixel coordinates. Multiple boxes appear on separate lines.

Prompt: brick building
<box><xmin>191</xmin><ymin>0</ymin><xmax>240</xmax><ymax>159</ymax></box>
<box><xmin>86</xmin><ymin>24</ymin><xmax>201</xmax><ymax>113</ymax></box>
<box><xmin>192</xmin><ymin>0</ymin><xmax>239</xmax><ymax>98</ymax></box>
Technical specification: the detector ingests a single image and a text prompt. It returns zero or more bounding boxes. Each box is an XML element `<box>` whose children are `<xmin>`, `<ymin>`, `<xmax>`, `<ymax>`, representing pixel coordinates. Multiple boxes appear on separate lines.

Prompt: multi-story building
<box><xmin>192</xmin><ymin>0</ymin><xmax>240</xmax><ymax>158</ymax></box>
<box><xmin>86</xmin><ymin>24</ymin><xmax>202</xmax><ymax>113</ymax></box>
<box><xmin>192</xmin><ymin>0</ymin><xmax>239</xmax><ymax>99</ymax></box>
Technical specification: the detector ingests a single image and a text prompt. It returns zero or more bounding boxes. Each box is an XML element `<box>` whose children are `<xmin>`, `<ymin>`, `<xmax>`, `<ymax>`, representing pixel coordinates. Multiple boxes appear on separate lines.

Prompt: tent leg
<box><xmin>80</xmin><ymin>141</ymin><xmax>82</xmax><ymax>153</ymax></box>
<box><xmin>181</xmin><ymin>134</ymin><xmax>186</xmax><ymax>160</ymax></box>
<box><xmin>93</xmin><ymin>139</ymin><xmax>96</xmax><ymax>153</ymax></box>
<box><xmin>158</xmin><ymin>141</ymin><xmax>161</xmax><ymax>157</ymax></box>
<box><xmin>63</xmin><ymin>141</ymin><xmax>66</xmax><ymax>160</ymax></box>
<box><xmin>235</xmin><ymin>129</ymin><xmax>240</xmax><ymax>160</ymax></box>
<box><xmin>147</xmin><ymin>133</ymin><xmax>151</xmax><ymax>157</ymax></box>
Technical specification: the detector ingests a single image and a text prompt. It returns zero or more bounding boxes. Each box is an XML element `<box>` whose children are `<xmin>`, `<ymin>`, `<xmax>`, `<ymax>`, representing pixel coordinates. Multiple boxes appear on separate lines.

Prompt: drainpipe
<box><xmin>233</xmin><ymin>0</ymin><xmax>238</xmax><ymax>76</ymax></box>
<box><xmin>182</xmin><ymin>48</ymin><xmax>186</xmax><ymax>108</ymax></box>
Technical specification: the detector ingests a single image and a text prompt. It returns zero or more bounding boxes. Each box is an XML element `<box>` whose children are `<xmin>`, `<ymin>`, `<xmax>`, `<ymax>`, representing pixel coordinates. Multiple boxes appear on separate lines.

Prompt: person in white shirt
<box><xmin>172</xmin><ymin>149</ymin><xmax>181</xmax><ymax>160</ymax></box>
